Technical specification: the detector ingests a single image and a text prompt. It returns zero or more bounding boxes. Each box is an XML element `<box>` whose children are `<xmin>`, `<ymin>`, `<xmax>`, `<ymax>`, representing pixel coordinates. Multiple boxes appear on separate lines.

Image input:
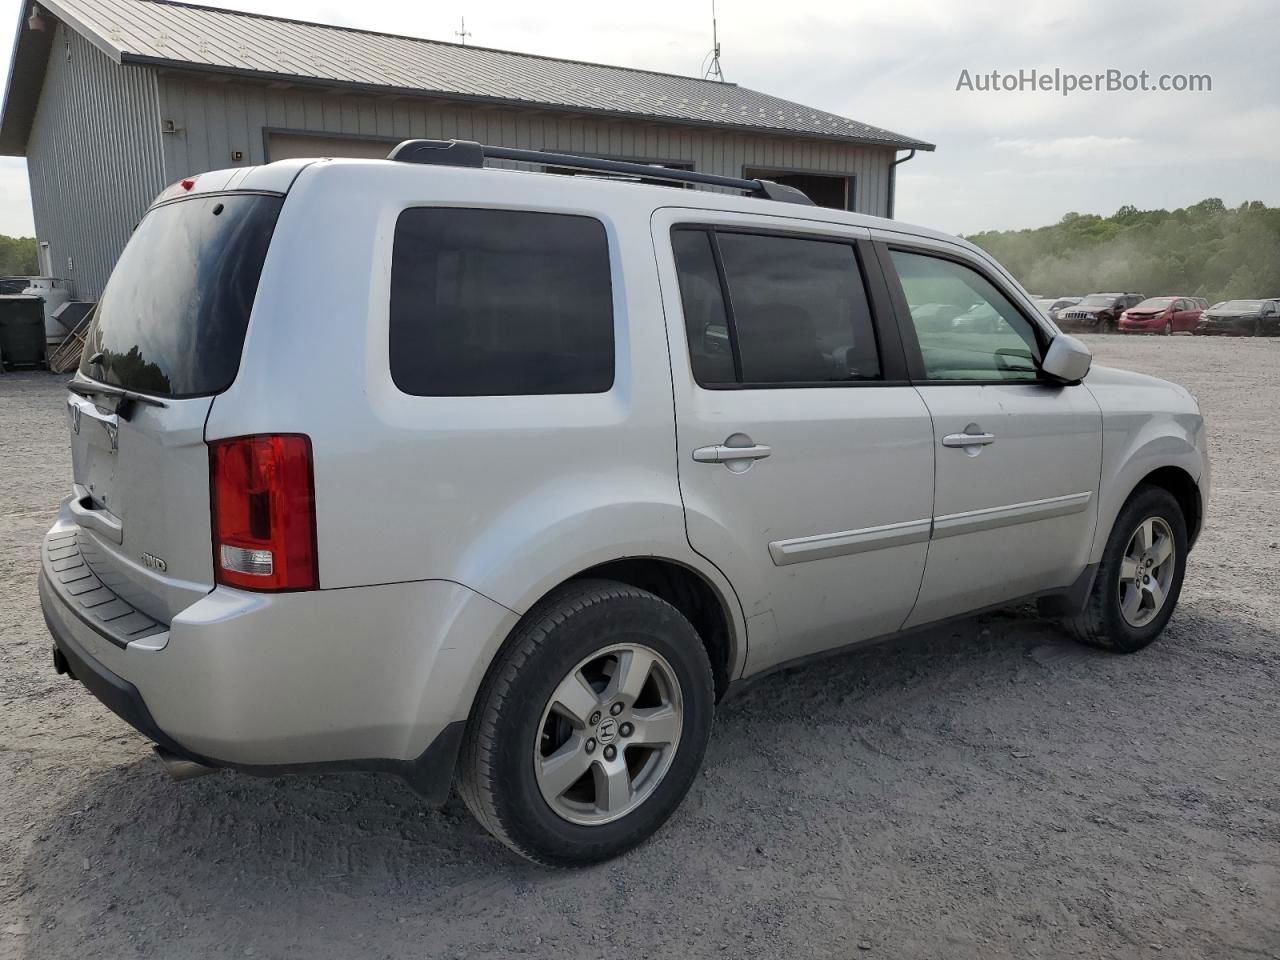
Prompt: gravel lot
<box><xmin>2</xmin><ymin>335</ymin><xmax>1278</xmax><ymax>960</ymax></box>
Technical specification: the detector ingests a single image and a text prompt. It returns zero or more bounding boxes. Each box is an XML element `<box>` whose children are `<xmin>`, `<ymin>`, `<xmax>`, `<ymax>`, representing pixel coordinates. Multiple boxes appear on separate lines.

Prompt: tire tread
<box><xmin>456</xmin><ymin>579</ymin><xmax>707</xmax><ymax>866</ymax></box>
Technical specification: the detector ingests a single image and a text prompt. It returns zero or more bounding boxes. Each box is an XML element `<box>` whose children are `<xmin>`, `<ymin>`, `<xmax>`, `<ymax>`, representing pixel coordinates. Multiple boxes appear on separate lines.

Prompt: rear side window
<box><xmin>80</xmin><ymin>194</ymin><xmax>283</xmax><ymax>397</ymax></box>
<box><xmin>390</xmin><ymin>208</ymin><xmax>614</xmax><ymax>396</ymax></box>
<box><xmin>671</xmin><ymin>228</ymin><xmax>881</xmax><ymax>386</ymax></box>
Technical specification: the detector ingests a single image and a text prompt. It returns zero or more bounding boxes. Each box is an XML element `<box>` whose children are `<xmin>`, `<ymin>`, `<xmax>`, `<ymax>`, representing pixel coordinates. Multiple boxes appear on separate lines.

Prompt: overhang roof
<box><xmin>0</xmin><ymin>0</ymin><xmax>935</xmax><ymax>156</ymax></box>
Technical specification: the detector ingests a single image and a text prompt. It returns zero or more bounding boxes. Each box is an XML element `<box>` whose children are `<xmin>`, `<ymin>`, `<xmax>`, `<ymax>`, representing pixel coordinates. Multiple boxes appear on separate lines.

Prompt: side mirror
<box><xmin>1042</xmin><ymin>333</ymin><xmax>1092</xmax><ymax>384</ymax></box>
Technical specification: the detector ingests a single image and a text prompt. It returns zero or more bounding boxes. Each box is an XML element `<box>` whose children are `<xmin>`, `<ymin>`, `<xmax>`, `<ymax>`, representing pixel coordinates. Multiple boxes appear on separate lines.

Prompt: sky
<box><xmin>0</xmin><ymin>0</ymin><xmax>1276</xmax><ymax>237</ymax></box>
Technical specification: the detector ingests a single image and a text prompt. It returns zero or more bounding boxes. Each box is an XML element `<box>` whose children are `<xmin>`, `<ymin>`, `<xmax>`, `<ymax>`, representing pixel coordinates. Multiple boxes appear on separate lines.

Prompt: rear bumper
<box><xmin>42</xmin><ymin>572</ymin><xmax>193</xmax><ymax>759</ymax></box>
<box><xmin>39</xmin><ymin>520</ymin><xmax>519</xmax><ymax>801</ymax></box>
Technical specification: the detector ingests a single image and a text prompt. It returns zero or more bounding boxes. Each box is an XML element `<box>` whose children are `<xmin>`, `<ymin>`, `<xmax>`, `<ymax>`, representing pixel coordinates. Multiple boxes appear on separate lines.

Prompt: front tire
<box><xmin>1063</xmin><ymin>486</ymin><xmax>1188</xmax><ymax>653</ymax></box>
<box><xmin>1162</xmin><ymin>320</ymin><xmax>1173</xmax><ymax>336</ymax></box>
<box><xmin>457</xmin><ymin>579</ymin><xmax>715</xmax><ymax>866</ymax></box>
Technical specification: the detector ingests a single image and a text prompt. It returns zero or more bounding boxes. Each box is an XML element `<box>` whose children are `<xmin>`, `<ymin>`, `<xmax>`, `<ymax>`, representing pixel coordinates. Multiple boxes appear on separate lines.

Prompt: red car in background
<box><xmin>1118</xmin><ymin>297</ymin><xmax>1202</xmax><ymax>335</ymax></box>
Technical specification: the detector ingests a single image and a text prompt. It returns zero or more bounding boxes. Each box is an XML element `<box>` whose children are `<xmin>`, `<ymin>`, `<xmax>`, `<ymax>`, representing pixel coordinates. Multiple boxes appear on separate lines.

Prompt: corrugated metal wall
<box><xmin>26</xmin><ymin>27</ymin><xmax>166</xmax><ymax>299</ymax></box>
<box><xmin>157</xmin><ymin>75</ymin><xmax>895</xmax><ymax>216</ymax></box>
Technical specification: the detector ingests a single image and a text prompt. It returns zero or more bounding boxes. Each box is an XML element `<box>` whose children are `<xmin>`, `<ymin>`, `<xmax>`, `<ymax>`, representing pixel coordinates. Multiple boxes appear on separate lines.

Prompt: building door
<box><xmin>265</xmin><ymin>132</ymin><xmax>399</xmax><ymax>162</ymax></box>
<box><xmin>742</xmin><ymin>168</ymin><xmax>854</xmax><ymax>211</ymax></box>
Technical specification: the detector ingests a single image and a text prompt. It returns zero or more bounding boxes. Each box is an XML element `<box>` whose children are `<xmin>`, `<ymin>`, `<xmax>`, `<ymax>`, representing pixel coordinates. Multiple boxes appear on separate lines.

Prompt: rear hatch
<box><xmin>65</xmin><ymin>189</ymin><xmax>283</xmax><ymax>623</ymax></box>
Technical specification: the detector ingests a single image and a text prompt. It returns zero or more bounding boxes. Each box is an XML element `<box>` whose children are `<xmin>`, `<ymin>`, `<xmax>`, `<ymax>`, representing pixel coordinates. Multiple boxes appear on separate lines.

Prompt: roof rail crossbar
<box><xmin>386</xmin><ymin>139</ymin><xmax>814</xmax><ymax>206</ymax></box>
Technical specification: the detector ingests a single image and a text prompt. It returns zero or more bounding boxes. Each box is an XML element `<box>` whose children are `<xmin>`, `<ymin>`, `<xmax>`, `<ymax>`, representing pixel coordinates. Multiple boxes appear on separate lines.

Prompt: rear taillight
<box><xmin>209</xmin><ymin>434</ymin><xmax>318</xmax><ymax>592</ymax></box>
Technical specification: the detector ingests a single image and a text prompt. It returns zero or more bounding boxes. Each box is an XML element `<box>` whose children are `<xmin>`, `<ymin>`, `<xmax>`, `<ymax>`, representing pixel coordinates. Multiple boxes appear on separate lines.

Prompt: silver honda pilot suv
<box><xmin>41</xmin><ymin>141</ymin><xmax>1209</xmax><ymax>865</ymax></box>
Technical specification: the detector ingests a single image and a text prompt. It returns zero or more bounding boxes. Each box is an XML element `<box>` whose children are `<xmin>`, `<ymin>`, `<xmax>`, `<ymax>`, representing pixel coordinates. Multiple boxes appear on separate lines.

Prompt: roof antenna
<box><xmin>701</xmin><ymin>0</ymin><xmax>724</xmax><ymax>82</ymax></box>
<box><xmin>455</xmin><ymin>16</ymin><xmax>471</xmax><ymax>45</ymax></box>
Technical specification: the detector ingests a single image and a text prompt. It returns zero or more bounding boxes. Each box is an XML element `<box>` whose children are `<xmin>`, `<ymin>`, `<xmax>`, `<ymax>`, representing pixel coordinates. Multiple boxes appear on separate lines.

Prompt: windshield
<box><xmin>1134</xmin><ymin>298</ymin><xmax>1175</xmax><ymax>309</ymax></box>
<box><xmin>1216</xmin><ymin>300</ymin><xmax>1263</xmax><ymax>311</ymax></box>
<box><xmin>1078</xmin><ymin>295</ymin><xmax>1117</xmax><ymax>308</ymax></box>
<box><xmin>80</xmin><ymin>193</ymin><xmax>283</xmax><ymax>397</ymax></box>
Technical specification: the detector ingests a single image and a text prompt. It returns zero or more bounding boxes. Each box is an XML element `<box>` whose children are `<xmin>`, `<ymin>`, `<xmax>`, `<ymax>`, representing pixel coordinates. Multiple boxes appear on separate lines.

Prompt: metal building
<box><xmin>0</xmin><ymin>0</ymin><xmax>933</xmax><ymax>299</ymax></box>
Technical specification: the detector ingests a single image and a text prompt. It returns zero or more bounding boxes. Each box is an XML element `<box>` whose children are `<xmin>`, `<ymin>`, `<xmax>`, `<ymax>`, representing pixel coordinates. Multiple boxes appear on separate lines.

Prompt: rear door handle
<box><xmin>693</xmin><ymin>444</ymin><xmax>772</xmax><ymax>463</ymax></box>
<box><xmin>941</xmin><ymin>432</ymin><xmax>995</xmax><ymax>448</ymax></box>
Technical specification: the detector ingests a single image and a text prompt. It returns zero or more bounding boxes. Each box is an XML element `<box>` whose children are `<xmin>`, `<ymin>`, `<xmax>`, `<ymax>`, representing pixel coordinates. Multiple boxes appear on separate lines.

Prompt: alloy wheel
<box><xmin>534</xmin><ymin>643</ymin><xmax>683</xmax><ymax>826</ymax></box>
<box><xmin>1117</xmin><ymin>516</ymin><xmax>1176</xmax><ymax>628</ymax></box>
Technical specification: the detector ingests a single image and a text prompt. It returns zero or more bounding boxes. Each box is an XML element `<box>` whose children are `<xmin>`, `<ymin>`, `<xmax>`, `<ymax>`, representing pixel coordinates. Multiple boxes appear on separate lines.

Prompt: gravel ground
<box><xmin>2</xmin><ymin>335</ymin><xmax>1278</xmax><ymax>960</ymax></box>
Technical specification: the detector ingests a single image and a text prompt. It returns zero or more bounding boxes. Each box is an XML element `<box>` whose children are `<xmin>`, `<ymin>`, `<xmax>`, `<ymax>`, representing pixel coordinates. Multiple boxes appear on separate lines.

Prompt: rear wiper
<box><xmin>66</xmin><ymin>379</ymin><xmax>168</xmax><ymax>420</ymax></box>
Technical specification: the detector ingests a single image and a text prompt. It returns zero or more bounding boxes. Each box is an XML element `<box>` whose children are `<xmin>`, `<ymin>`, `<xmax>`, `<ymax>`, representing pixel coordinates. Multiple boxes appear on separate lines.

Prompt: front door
<box><xmin>654</xmin><ymin>210</ymin><xmax>936</xmax><ymax>673</ymax></box>
<box><xmin>878</xmin><ymin>241</ymin><xmax>1103</xmax><ymax>628</ymax></box>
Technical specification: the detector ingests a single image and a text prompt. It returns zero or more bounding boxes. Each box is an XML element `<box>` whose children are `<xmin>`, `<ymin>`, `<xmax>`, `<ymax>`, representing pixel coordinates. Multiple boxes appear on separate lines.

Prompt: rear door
<box><xmin>654</xmin><ymin>210</ymin><xmax>936</xmax><ymax>673</ymax></box>
<box><xmin>65</xmin><ymin>190</ymin><xmax>283</xmax><ymax>624</ymax></box>
<box><xmin>876</xmin><ymin>239</ymin><xmax>1103</xmax><ymax>628</ymax></box>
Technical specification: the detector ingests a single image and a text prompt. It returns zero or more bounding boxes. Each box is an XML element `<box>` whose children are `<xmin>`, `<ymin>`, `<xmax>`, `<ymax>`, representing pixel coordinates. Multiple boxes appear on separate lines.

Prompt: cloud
<box><xmin>993</xmin><ymin>136</ymin><xmax>1141</xmax><ymax>160</ymax></box>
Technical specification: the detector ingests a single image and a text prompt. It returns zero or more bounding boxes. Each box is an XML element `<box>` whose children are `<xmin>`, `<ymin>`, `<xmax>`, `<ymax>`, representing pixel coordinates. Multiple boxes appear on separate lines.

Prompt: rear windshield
<box><xmin>80</xmin><ymin>193</ymin><xmax>283</xmax><ymax>397</ymax></box>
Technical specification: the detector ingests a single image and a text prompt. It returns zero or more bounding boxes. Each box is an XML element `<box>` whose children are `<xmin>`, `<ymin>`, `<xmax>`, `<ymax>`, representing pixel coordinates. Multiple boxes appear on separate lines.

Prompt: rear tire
<box><xmin>457</xmin><ymin>579</ymin><xmax>715</xmax><ymax>866</ymax></box>
<box><xmin>1063</xmin><ymin>486</ymin><xmax>1187</xmax><ymax>653</ymax></box>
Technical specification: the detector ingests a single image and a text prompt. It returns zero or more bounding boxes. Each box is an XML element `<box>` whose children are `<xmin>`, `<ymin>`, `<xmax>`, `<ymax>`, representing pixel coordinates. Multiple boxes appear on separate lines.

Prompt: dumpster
<box><xmin>0</xmin><ymin>294</ymin><xmax>47</xmax><ymax>369</ymax></box>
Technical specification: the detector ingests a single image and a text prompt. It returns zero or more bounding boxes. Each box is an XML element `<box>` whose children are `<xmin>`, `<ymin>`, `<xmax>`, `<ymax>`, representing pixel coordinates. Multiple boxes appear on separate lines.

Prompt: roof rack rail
<box><xmin>386</xmin><ymin>139</ymin><xmax>814</xmax><ymax>206</ymax></box>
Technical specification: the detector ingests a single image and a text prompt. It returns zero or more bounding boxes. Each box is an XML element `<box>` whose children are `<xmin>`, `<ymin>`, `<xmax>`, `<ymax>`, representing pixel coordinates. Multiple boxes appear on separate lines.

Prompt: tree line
<box><xmin>0</xmin><ymin>234</ymin><xmax>37</xmax><ymax>276</ymax></box>
<box><xmin>966</xmin><ymin>199</ymin><xmax>1280</xmax><ymax>304</ymax></box>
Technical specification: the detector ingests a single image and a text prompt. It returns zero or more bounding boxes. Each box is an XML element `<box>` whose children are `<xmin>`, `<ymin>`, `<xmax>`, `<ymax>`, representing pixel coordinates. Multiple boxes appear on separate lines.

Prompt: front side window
<box><xmin>671</xmin><ymin>228</ymin><xmax>881</xmax><ymax>386</ymax></box>
<box><xmin>890</xmin><ymin>250</ymin><xmax>1043</xmax><ymax>382</ymax></box>
<box><xmin>390</xmin><ymin>208</ymin><xmax>614</xmax><ymax>396</ymax></box>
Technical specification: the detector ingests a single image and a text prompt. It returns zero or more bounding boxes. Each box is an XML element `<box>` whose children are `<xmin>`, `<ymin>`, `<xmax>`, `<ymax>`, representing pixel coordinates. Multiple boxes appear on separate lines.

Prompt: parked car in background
<box><xmin>1118</xmin><ymin>297</ymin><xmax>1202</xmax><ymax>335</ymax></box>
<box><xmin>950</xmin><ymin>301</ymin><xmax>1003</xmax><ymax>333</ymax></box>
<box><xmin>1059</xmin><ymin>293</ymin><xmax>1145</xmax><ymax>332</ymax></box>
<box><xmin>1036</xmin><ymin>296</ymin><xmax>1083</xmax><ymax>322</ymax></box>
<box><xmin>1197</xmin><ymin>299</ymin><xmax>1280</xmax><ymax>336</ymax></box>
<box><xmin>40</xmin><ymin>144</ymin><xmax>1210</xmax><ymax>866</ymax></box>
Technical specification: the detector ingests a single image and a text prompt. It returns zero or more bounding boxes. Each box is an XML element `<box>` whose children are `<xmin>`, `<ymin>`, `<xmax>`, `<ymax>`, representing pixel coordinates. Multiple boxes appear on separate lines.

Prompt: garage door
<box><xmin>266</xmin><ymin>133</ymin><xmax>399</xmax><ymax>162</ymax></box>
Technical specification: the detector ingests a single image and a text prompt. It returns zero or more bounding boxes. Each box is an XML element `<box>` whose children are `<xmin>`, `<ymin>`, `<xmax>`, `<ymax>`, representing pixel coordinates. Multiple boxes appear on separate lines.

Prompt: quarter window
<box><xmin>890</xmin><ymin>250</ymin><xmax>1042</xmax><ymax>382</ymax></box>
<box><xmin>671</xmin><ymin>228</ymin><xmax>881</xmax><ymax>386</ymax></box>
<box><xmin>390</xmin><ymin>208</ymin><xmax>614</xmax><ymax>396</ymax></box>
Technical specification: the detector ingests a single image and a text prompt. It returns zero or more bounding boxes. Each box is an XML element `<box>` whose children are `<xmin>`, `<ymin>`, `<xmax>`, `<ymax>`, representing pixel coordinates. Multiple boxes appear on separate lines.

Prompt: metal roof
<box><xmin>1</xmin><ymin>0</ymin><xmax>934</xmax><ymax>154</ymax></box>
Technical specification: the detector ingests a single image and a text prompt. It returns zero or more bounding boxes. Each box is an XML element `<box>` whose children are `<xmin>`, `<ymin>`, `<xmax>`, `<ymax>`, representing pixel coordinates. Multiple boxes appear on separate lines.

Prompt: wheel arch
<box><xmin>482</xmin><ymin>554</ymin><xmax>746</xmax><ymax>707</ymax></box>
<box><xmin>1133</xmin><ymin>464</ymin><xmax>1204</xmax><ymax>547</ymax></box>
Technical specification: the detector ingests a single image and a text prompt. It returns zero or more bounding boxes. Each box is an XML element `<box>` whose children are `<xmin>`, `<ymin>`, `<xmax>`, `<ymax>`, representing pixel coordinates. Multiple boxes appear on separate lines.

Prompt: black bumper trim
<box><xmin>40</xmin><ymin>569</ymin><xmax>464</xmax><ymax>804</ymax></box>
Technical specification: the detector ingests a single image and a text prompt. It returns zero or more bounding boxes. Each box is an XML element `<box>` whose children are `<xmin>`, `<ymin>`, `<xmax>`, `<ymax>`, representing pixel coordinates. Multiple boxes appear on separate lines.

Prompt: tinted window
<box><xmin>80</xmin><ymin>194</ymin><xmax>282</xmax><ymax>397</ymax></box>
<box><xmin>670</xmin><ymin>230</ymin><xmax>734</xmax><ymax>385</ymax></box>
<box><xmin>890</xmin><ymin>250</ymin><xmax>1042</xmax><ymax>382</ymax></box>
<box><xmin>390</xmin><ymin>208</ymin><xmax>613</xmax><ymax>396</ymax></box>
<box><xmin>714</xmin><ymin>232</ymin><xmax>880</xmax><ymax>384</ymax></box>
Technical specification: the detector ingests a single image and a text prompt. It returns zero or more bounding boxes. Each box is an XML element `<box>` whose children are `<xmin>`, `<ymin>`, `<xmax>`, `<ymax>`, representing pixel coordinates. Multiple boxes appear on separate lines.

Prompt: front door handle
<box><xmin>941</xmin><ymin>432</ymin><xmax>995</xmax><ymax>448</ymax></box>
<box><xmin>693</xmin><ymin>443</ymin><xmax>772</xmax><ymax>463</ymax></box>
